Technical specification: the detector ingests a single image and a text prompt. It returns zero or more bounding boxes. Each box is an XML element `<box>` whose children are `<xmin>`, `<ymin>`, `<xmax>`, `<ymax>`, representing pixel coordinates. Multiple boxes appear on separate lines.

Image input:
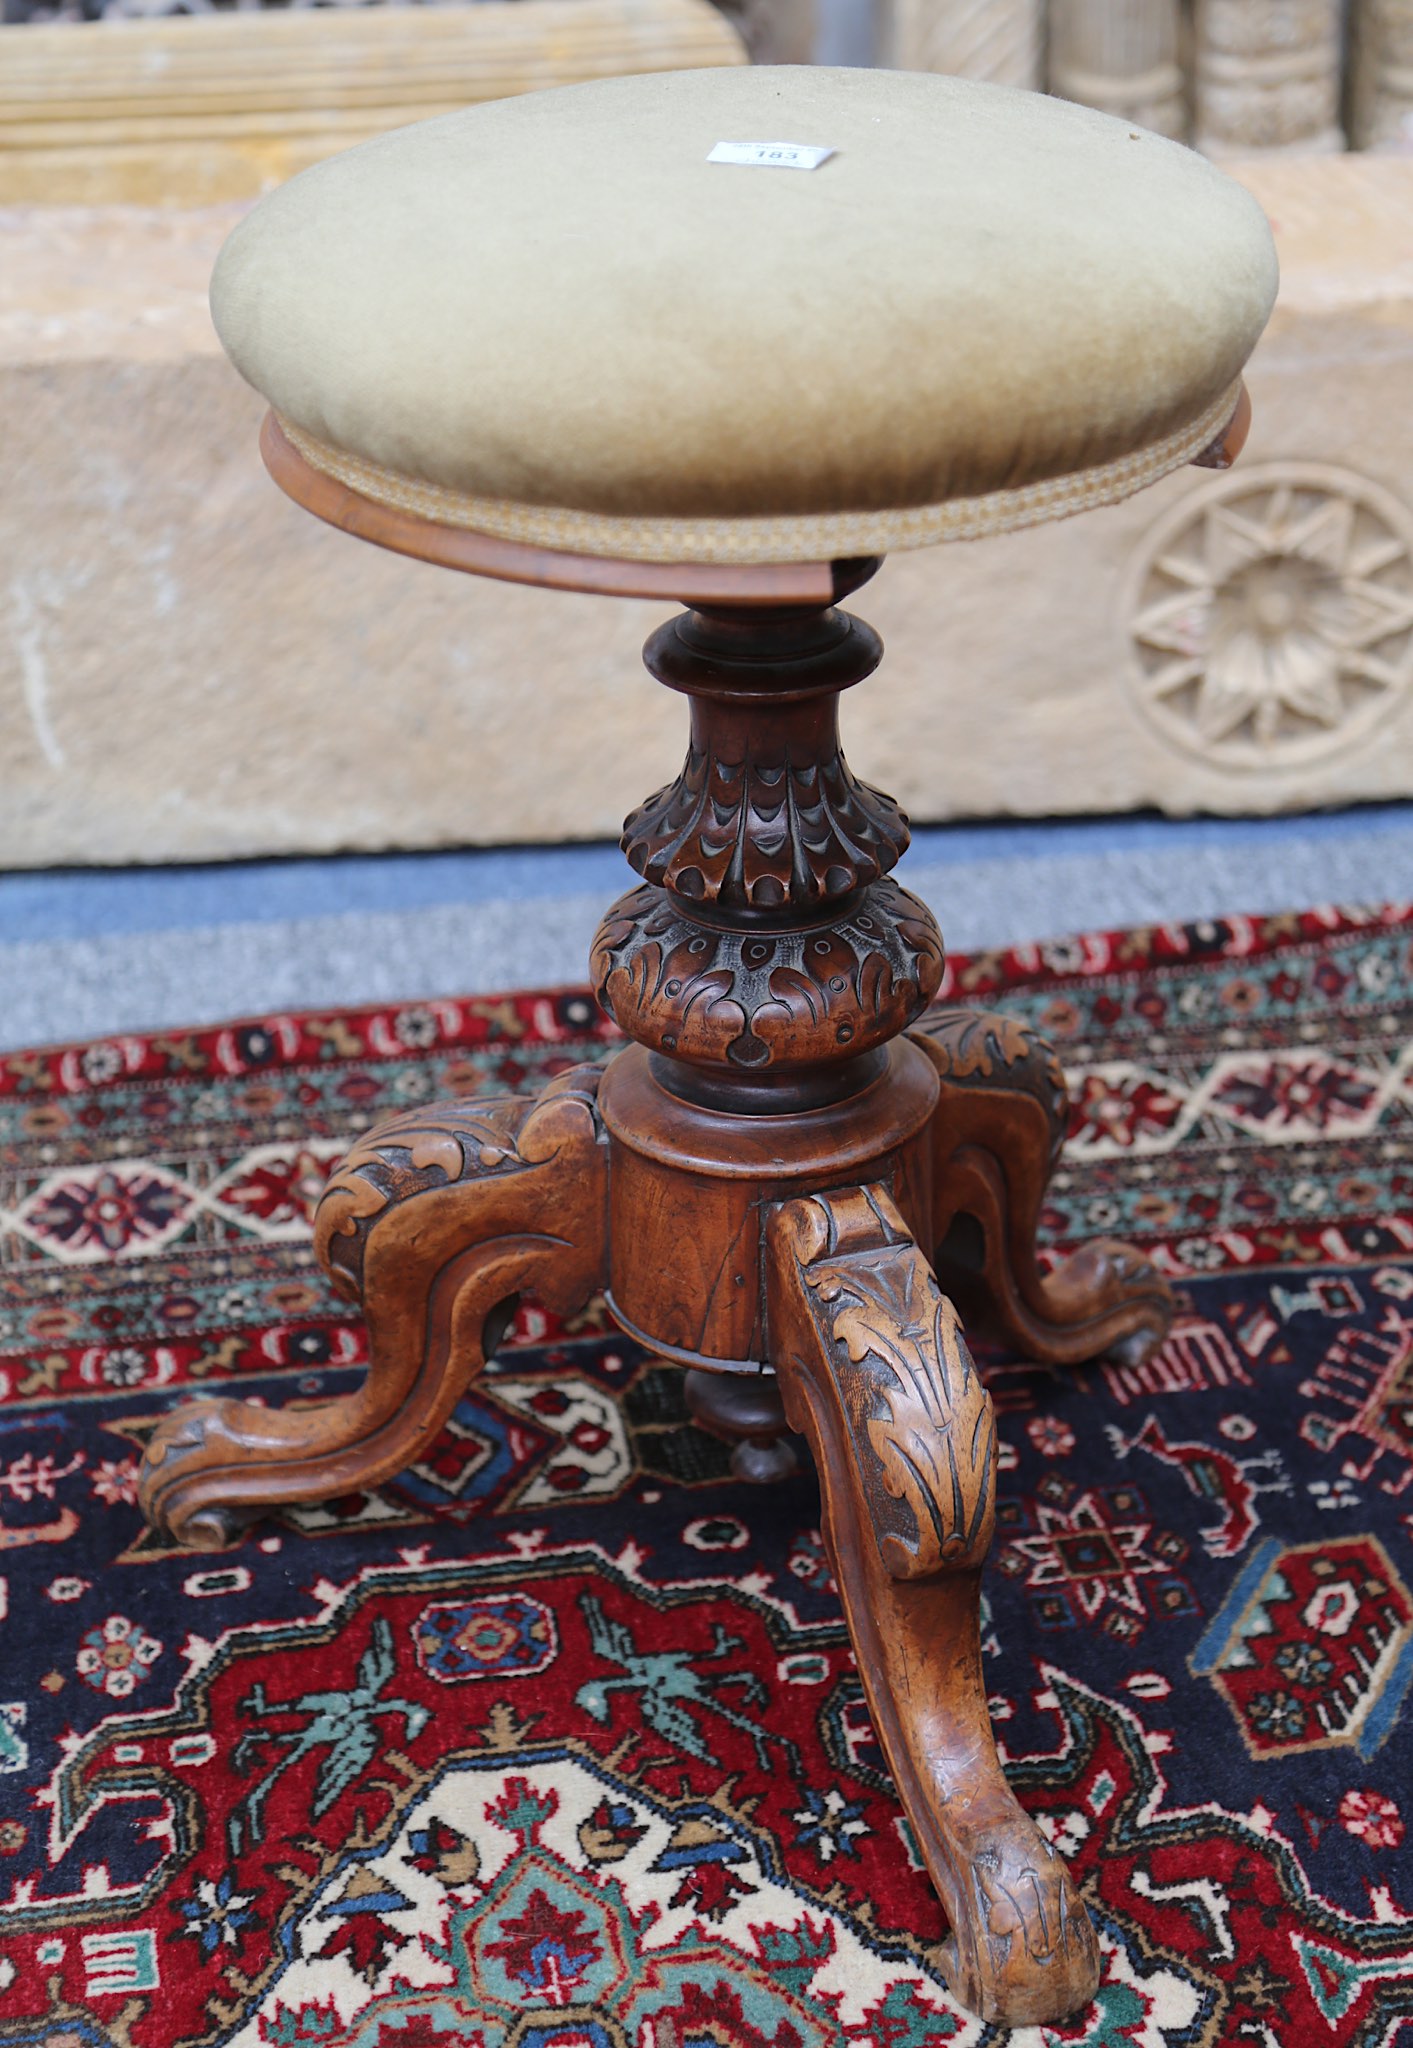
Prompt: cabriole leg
<box><xmin>138</xmin><ymin>1069</ymin><xmax>607</xmax><ymax>1549</ymax></box>
<box><xmin>911</xmin><ymin>1007</ymin><xmax>1174</xmax><ymax>1368</ymax></box>
<box><xmin>766</xmin><ymin>1184</ymin><xmax>1100</xmax><ymax>2027</ymax></box>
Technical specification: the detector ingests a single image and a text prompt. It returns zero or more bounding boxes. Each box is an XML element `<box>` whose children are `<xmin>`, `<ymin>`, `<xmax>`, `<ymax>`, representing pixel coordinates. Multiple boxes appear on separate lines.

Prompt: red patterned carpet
<box><xmin>1</xmin><ymin>904</ymin><xmax>1411</xmax><ymax>2047</ymax></box>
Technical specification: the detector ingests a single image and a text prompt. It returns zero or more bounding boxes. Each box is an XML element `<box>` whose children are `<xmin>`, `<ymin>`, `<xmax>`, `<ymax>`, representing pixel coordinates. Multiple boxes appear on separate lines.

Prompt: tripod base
<box><xmin>139</xmin><ymin>1012</ymin><xmax>1168</xmax><ymax>2024</ymax></box>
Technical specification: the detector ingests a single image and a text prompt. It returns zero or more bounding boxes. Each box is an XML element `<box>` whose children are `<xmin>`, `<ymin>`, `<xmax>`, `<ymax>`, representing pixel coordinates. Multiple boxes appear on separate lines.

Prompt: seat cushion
<box><xmin>212</xmin><ymin>65</ymin><xmax>1278</xmax><ymax>564</ymax></box>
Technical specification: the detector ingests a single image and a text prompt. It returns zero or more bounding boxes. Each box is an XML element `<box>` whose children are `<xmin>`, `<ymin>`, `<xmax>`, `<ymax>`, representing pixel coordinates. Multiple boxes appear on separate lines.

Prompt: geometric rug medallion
<box><xmin>1</xmin><ymin>902</ymin><xmax>1410</xmax><ymax>2046</ymax></box>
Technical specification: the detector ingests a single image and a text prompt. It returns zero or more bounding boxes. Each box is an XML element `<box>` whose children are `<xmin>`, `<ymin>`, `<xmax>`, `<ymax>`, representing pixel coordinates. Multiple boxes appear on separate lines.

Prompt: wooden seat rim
<box><xmin>260</xmin><ymin>384</ymin><xmax>1249</xmax><ymax>604</ymax></box>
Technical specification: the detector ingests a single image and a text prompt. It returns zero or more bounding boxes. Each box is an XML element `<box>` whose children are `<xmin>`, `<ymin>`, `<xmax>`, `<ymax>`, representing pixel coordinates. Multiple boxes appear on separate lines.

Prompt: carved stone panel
<box><xmin>1121</xmin><ymin>461</ymin><xmax>1413</xmax><ymax>773</ymax></box>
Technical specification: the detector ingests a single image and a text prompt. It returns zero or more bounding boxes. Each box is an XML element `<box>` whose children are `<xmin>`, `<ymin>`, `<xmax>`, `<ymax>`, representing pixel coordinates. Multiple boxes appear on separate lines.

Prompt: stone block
<box><xmin>0</xmin><ymin>226</ymin><xmax>676</xmax><ymax>864</ymax></box>
<box><xmin>0</xmin><ymin>0</ymin><xmax>744</xmax><ymax>206</ymax></box>
<box><xmin>1</xmin><ymin>155</ymin><xmax>1412</xmax><ymax>868</ymax></box>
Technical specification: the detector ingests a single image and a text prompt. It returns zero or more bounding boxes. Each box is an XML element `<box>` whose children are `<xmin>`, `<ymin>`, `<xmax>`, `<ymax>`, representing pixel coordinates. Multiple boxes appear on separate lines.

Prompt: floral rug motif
<box><xmin>0</xmin><ymin>903</ymin><xmax>1411</xmax><ymax>2046</ymax></box>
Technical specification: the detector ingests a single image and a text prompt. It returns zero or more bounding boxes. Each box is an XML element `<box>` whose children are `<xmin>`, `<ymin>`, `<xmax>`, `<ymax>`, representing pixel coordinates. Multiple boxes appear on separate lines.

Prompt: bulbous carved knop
<box><xmin>592</xmin><ymin>878</ymin><xmax>944</xmax><ymax>1071</ymax></box>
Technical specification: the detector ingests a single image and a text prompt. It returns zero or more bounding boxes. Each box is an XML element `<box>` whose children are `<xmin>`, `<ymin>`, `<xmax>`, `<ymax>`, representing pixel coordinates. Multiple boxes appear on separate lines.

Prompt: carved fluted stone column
<box><xmin>1195</xmin><ymin>0</ymin><xmax>1345</xmax><ymax>156</ymax></box>
<box><xmin>1351</xmin><ymin>0</ymin><xmax>1413</xmax><ymax>151</ymax></box>
<box><xmin>885</xmin><ymin>0</ymin><xmax>1044</xmax><ymax>89</ymax></box>
<box><xmin>1048</xmin><ymin>0</ymin><xmax>1186</xmax><ymax>139</ymax></box>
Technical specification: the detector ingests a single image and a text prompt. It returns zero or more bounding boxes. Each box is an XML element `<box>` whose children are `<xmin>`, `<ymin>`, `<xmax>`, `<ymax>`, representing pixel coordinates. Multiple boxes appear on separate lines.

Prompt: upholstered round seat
<box><xmin>212</xmin><ymin>64</ymin><xmax>1277</xmax><ymax>565</ymax></box>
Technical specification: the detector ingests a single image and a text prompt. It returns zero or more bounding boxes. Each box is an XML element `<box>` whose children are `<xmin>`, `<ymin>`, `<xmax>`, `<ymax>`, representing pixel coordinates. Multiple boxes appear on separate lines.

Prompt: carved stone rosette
<box><xmin>1123</xmin><ymin>461</ymin><xmax>1413</xmax><ymax>772</ymax></box>
<box><xmin>1195</xmin><ymin>0</ymin><xmax>1345</xmax><ymax>154</ymax></box>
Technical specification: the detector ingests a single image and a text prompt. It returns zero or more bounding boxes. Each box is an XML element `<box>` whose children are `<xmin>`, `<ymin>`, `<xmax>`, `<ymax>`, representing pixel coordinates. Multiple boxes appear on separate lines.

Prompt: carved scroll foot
<box><xmin>911</xmin><ymin>1007</ymin><xmax>1174</xmax><ymax>1369</ymax></box>
<box><xmin>767</xmin><ymin>1187</ymin><xmax>1099</xmax><ymax>2027</ymax></box>
<box><xmin>138</xmin><ymin>1068</ymin><xmax>608</xmax><ymax>1549</ymax></box>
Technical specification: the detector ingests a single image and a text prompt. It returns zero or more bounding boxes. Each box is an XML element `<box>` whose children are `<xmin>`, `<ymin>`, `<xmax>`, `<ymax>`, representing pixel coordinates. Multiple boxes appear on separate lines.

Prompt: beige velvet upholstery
<box><xmin>212</xmin><ymin>65</ymin><xmax>1278</xmax><ymax>564</ymax></box>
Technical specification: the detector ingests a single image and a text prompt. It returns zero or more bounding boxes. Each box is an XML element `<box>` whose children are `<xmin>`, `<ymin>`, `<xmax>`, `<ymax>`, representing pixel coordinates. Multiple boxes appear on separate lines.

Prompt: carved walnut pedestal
<box><xmin>140</xmin><ymin>548</ymin><xmax>1174</xmax><ymax>2027</ymax></box>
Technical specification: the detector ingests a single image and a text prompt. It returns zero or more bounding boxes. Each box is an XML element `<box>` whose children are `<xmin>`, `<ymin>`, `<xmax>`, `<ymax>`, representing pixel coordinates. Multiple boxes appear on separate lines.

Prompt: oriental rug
<box><xmin>1</xmin><ymin>903</ymin><xmax>1411</xmax><ymax>2048</ymax></box>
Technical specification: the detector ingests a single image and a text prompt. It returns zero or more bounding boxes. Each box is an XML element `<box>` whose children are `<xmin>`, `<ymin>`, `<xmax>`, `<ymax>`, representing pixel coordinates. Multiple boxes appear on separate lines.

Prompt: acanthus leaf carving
<box><xmin>139</xmin><ymin>1070</ymin><xmax>608</xmax><ymax>1550</ymax></box>
<box><xmin>765</xmin><ymin>1185</ymin><xmax>1100</xmax><ymax>2023</ymax></box>
<box><xmin>313</xmin><ymin>1096</ymin><xmax>543</xmax><ymax>1300</ymax></box>
<box><xmin>772</xmin><ymin>1185</ymin><xmax>996</xmax><ymax>1580</ymax></box>
<box><xmin>911</xmin><ymin>1006</ymin><xmax>1175</xmax><ymax>1368</ymax></box>
<box><xmin>909</xmin><ymin>1006</ymin><xmax>1068</xmax><ymax>1167</ymax></box>
<box><xmin>592</xmin><ymin>880</ymin><xmax>944</xmax><ymax>1071</ymax></box>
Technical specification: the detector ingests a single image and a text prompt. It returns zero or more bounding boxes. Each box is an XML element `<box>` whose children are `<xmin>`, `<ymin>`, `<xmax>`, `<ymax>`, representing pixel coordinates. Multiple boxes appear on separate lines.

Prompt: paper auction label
<box><xmin>707</xmin><ymin>140</ymin><xmax>835</xmax><ymax>170</ymax></box>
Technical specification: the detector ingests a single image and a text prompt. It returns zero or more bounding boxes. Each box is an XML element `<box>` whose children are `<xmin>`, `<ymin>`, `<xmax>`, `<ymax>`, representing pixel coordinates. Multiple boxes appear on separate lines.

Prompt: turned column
<box><xmin>590</xmin><ymin>576</ymin><xmax>946</xmax><ymax>1374</ymax></box>
<box><xmin>596</xmin><ymin>585</ymin><xmax>941</xmax><ymax>1097</ymax></box>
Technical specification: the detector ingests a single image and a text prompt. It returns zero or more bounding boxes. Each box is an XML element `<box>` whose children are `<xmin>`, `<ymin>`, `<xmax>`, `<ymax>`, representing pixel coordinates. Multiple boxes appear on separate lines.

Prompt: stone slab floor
<box><xmin>1</xmin><ymin>804</ymin><xmax>1410</xmax><ymax>1052</ymax></box>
